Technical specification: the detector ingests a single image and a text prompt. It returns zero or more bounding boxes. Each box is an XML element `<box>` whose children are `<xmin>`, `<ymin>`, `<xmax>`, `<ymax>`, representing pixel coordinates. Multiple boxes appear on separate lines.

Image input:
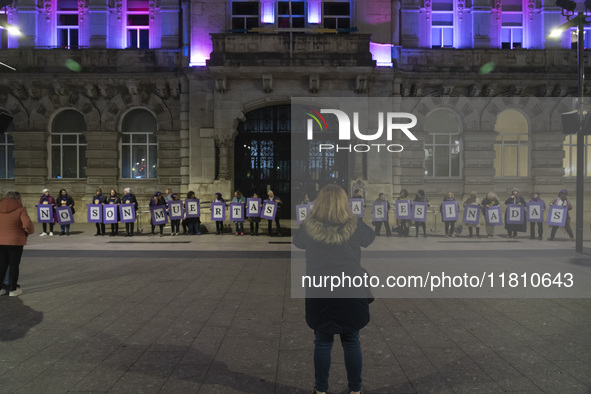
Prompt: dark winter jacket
<box><xmin>92</xmin><ymin>194</ymin><xmax>107</xmax><ymax>205</ymax></box>
<box><xmin>121</xmin><ymin>193</ymin><xmax>138</xmax><ymax>210</ymax></box>
<box><xmin>293</xmin><ymin>216</ymin><xmax>375</xmax><ymax>334</ymax></box>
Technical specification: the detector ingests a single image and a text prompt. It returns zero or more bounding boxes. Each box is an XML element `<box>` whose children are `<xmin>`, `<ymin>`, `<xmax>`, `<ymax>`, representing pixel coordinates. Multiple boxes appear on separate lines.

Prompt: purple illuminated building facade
<box><xmin>0</xmin><ymin>0</ymin><xmax>589</xmax><ymax>224</ymax></box>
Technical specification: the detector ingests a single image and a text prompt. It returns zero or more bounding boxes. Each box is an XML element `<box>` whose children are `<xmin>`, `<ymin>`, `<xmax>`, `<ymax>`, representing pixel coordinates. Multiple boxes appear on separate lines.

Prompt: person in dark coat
<box><xmin>121</xmin><ymin>187</ymin><xmax>138</xmax><ymax>237</ymax></box>
<box><xmin>293</xmin><ymin>184</ymin><xmax>375</xmax><ymax>394</ymax></box>
<box><xmin>548</xmin><ymin>189</ymin><xmax>575</xmax><ymax>241</ymax></box>
<box><xmin>440</xmin><ymin>192</ymin><xmax>457</xmax><ymax>238</ymax></box>
<box><xmin>57</xmin><ymin>188</ymin><xmax>75</xmax><ymax>236</ymax></box>
<box><xmin>213</xmin><ymin>192</ymin><xmax>225</xmax><ymax>235</ymax></box>
<box><xmin>38</xmin><ymin>188</ymin><xmax>56</xmax><ymax>236</ymax></box>
<box><xmin>149</xmin><ymin>191</ymin><xmax>167</xmax><ymax>237</ymax></box>
<box><xmin>373</xmin><ymin>193</ymin><xmax>392</xmax><ymax>237</ymax></box>
<box><xmin>107</xmin><ymin>189</ymin><xmax>121</xmax><ymax>236</ymax></box>
<box><xmin>182</xmin><ymin>191</ymin><xmax>201</xmax><ymax>235</ymax></box>
<box><xmin>481</xmin><ymin>191</ymin><xmax>501</xmax><ymax>238</ymax></box>
<box><xmin>92</xmin><ymin>188</ymin><xmax>107</xmax><ymax>236</ymax></box>
<box><xmin>413</xmin><ymin>189</ymin><xmax>429</xmax><ymax>238</ymax></box>
<box><xmin>504</xmin><ymin>188</ymin><xmax>526</xmax><ymax>239</ymax></box>
<box><xmin>396</xmin><ymin>189</ymin><xmax>411</xmax><ymax>237</ymax></box>
<box><xmin>529</xmin><ymin>191</ymin><xmax>545</xmax><ymax>240</ymax></box>
<box><xmin>265</xmin><ymin>190</ymin><xmax>282</xmax><ymax>236</ymax></box>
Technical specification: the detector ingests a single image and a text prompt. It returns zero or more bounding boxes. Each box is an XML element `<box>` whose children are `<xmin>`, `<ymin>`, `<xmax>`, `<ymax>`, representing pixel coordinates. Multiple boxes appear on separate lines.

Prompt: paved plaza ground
<box><xmin>1</xmin><ymin>223</ymin><xmax>591</xmax><ymax>393</ymax></box>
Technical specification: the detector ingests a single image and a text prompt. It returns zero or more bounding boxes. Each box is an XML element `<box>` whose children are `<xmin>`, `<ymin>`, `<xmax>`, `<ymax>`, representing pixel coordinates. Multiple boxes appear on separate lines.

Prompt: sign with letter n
<box><xmin>462</xmin><ymin>204</ymin><xmax>481</xmax><ymax>226</ymax></box>
<box><xmin>38</xmin><ymin>205</ymin><xmax>54</xmax><ymax>224</ymax></box>
<box><xmin>151</xmin><ymin>206</ymin><xmax>168</xmax><ymax>226</ymax></box>
<box><xmin>56</xmin><ymin>206</ymin><xmax>75</xmax><ymax>225</ymax></box>
<box><xmin>372</xmin><ymin>201</ymin><xmax>387</xmax><ymax>222</ymax></box>
<box><xmin>119</xmin><ymin>203</ymin><xmax>136</xmax><ymax>223</ymax></box>
<box><xmin>211</xmin><ymin>202</ymin><xmax>226</xmax><ymax>221</ymax></box>
<box><xmin>261</xmin><ymin>201</ymin><xmax>277</xmax><ymax>220</ymax></box>
<box><xmin>546</xmin><ymin>205</ymin><xmax>567</xmax><ymax>227</ymax></box>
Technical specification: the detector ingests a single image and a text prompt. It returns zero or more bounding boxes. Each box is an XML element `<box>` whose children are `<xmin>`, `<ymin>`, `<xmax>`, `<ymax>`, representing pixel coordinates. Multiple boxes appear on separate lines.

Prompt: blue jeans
<box><xmin>314</xmin><ymin>330</ymin><xmax>362</xmax><ymax>392</ymax></box>
<box><xmin>60</xmin><ymin>224</ymin><xmax>70</xmax><ymax>233</ymax></box>
<box><xmin>234</xmin><ymin>221</ymin><xmax>244</xmax><ymax>233</ymax></box>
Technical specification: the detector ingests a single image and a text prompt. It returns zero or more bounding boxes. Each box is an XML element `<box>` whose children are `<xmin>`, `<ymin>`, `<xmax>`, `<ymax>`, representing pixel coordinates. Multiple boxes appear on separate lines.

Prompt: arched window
<box><xmin>121</xmin><ymin>109</ymin><xmax>157</xmax><ymax>179</ymax></box>
<box><xmin>563</xmin><ymin>135</ymin><xmax>591</xmax><ymax>177</ymax></box>
<box><xmin>0</xmin><ymin>124</ymin><xmax>14</xmax><ymax>179</ymax></box>
<box><xmin>494</xmin><ymin>109</ymin><xmax>528</xmax><ymax>177</ymax></box>
<box><xmin>424</xmin><ymin>109</ymin><xmax>461</xmax><ymax>177</ymax></box>
<box><xmin>51</xmin><ymin>110</ymin><xmax>87</xmax><ymax>178</ymax></box>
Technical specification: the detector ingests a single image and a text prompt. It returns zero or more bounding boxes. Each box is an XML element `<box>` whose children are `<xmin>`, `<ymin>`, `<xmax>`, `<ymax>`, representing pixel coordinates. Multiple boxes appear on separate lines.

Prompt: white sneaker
<box><xmin>9</xmin><ymin>288</ymin><xmax>23</xmax><ymax>297</ymax></box>
<box><xmin>0</xmin><ymin>289</ymin><xmax>6</xmax><ymax>295</ymax></box>
<box><xmin>49</xmin><ymin>232</ymin><xmax>54</xmax><ymax>236</ymax></box>
<box><xmin>39</xmin><ymin>232</ymin><xmax>47</xmax><ymax>237</ymax></box>
<box><xmin>171</xmin><ymin>233</ymin><xmax>175</xmax><ymax>236</ymax></box>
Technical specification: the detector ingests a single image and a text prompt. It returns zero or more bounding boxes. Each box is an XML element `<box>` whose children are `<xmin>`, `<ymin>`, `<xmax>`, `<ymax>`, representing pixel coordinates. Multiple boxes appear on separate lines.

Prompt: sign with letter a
<box><xmin>350</xmin><ymin>199</ymin><xmax>364</xmax><ymax>218</ymax></box>
<box><xmin>485</xmin><ymin>206</ymin><xmax>503</xmax><ymax>226</ymax></box>
<box><xmin>526</xmin><ymin>202</ymin><xmax>544</xmax><ymax>223</ymax></box>
<box><xmin>246</xmin><ymin>198</ymin><xmax>261</xmax><ymax>217</ymax></box>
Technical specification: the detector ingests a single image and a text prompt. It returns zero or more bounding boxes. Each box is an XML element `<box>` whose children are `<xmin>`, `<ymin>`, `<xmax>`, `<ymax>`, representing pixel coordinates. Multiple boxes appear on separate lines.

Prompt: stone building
<box><xmin>0</xmin><ymin>0</ymin><xmax>589</xmax><ymax>224</ymax></box>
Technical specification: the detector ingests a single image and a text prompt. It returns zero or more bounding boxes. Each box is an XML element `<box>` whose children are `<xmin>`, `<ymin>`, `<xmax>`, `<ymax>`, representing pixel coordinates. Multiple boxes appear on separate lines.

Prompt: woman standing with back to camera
<box><xmin>293</xmin><ymin>184</ymin><xmax>375</xmax><ymax>394</ymax></box>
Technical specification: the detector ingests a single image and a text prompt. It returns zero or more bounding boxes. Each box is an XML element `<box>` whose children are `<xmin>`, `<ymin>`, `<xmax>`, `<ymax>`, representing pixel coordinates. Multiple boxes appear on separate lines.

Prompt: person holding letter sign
<box><xmin>440</xmin><ymin>192</ymin><xmax>458</xmax><ymax>238</ymax></box>
<box><xmin>107</xmin><ymin>189</ymin><xmax>121</xmax><ymax>236</ymax></box>
<box><xmin>149</xmin><ymin>191</ymin><xmax>167</xmax><ymax>237</ymax></box>
<box><xmin>183</xmin><ymin>191</ymin><xmax>201</xmax><ymax>235</ymax></box>
<box><xmin>169</xmin><ymin>193</ymin><xmax>182</xmax><ymax>236</ymax></box>
<box><xmin>463</xmin><ymin>191</ymin><xmax>481</xmax><ymax>238</ymax></box>
<box><xmin>232</xmin><ymin>190</ymin><xmax>246</xmax><ymax>236</ymax></box>
<box><xmin>0</xmin><ymin>191</ymin><xmax>35</xmax><ymax>297</ymax></box>
<box><xmin>265</xmin><ymin>190</ymin><xmax>282</xmax><ymax>237</ymax></box>
<box><xmin>413</xmin><ymin>190</ymin><xmax>429</xmax><ymax>238</ymax></box>
<box><xmin>248</xmin><ymin>192</ymin><xmax>261</xmax><ymax>236</ymax></box>
<box><xmin>121</xmin><ymin>188</ymin><xmax>138</xmax><ymax>237</ymax></box>
<box><xmin>57</xmin><ymin>189</ymin><xmax>75</xmax><ymax>236</ymax></box>
<box><xmin>396</xmin><ymin>189</ymin><xmax>411</xmax><ymax>237</ymax></box>
<box><xmin>372</xmin><ymin>193</ymin><xmax>392</xmax><ymax>237</ymax></box>
<box><xmin>213</xmin><ymin>193</ymin><xmax>226</xmax><ymax>235</ymax></box>
<box><xmin>548</xmin><ymin>190</ymin><xmax>575</xmax><ymax>241</ymax></box>
<box><xmin>528</xmin><ymin>191</ymin><xmax>545</xmax><ymax>240</ymax></box>
<box><xmin>92</xmin><ymin>188</ymin><xmax>107</xmax><ymax>236</ymax></box>
<box><xmin>292</xmin><ymin>184</ymin><xmax>375</xmax><ymax>394</ymax></box>
<box><xmin>504</xmin><ymin>188</ymin><xmax>526</xmax><ymax>239</ymax></box>
<box><xmin>481</xmin><ymin>192</ymin><xmax>501</xmax><ymax>238</ymax></box>
<box><xmin>38</xmin><ymin>188</ymin><xmax>56</xmax><ymax>236</ymax></box>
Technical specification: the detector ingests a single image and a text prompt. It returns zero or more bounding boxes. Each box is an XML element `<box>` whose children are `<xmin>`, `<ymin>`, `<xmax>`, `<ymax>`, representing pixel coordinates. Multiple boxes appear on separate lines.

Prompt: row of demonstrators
<box><xmin>299</xmin><ymin>189</ymin><xmax>575</xmax><ymax>241</ymax></box>
<box><xmin>91</xmin><ymin>188</ymin><xmax>139</xmax><ymax>236</ymax></box>
<box><xmin>37</xmin><ymin>188</ymin><xmax>75</xmax><ymax>236</ymax></box>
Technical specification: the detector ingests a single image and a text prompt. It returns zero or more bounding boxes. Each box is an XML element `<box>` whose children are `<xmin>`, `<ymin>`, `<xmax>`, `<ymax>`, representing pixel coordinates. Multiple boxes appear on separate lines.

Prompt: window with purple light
<box><xmin>57</xmin><ymin>0</ymin><xmax>79</xmax><ymax>49</ymax></box>
<box><xmin>501</xmin><ymin>0</ymin><xmax>523</xmax><ymax>49</ymax></box>
<box><xmin>431</xmin><ymin>0</ymin><xmax>454</xmax><ymax>48</ymax></box>
<box><xmin>231</xmin><ymin>1</ymin><xmax>260</xmax><ymax>32</ymax></box>
<box><xmin>570</xmin><ymin>27</ymin><xmax>591</xmax><ymax>49</ymax></box>
<box><xmin>127</xmin><ymin>0</ymin><xmax>149</xmax><ymax>48</ymax></box>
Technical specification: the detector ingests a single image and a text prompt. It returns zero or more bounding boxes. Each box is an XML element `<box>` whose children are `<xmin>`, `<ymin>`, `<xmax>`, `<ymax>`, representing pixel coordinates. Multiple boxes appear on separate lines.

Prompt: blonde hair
<box><xmin>308</xmin><ymin>184</ymin><xmax>354</xmax><ymax>224</ymax></box>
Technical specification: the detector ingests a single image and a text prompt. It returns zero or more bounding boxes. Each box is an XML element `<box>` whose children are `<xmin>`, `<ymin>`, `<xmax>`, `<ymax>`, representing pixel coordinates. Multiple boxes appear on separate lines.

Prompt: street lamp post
<box><xmin>551</xmin><ymin>11</ymin><xmax>587</xmax><ymax>253</ymax></box>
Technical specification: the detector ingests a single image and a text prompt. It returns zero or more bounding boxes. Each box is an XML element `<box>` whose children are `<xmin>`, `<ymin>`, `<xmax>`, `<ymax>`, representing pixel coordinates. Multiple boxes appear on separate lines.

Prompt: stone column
<box><xmin>83</xmin><ymin>130</ymin><xmax>119</xmax><ymax>185</ymax></box>
<box><xmin>462</xmin><ymin>131</ymin><xmax>497</xmax><ymax>189</ymax></box>
<box><xmin>156</xmin><ymin>130</ymin><xmax>182</xmax><ymax>186</ymax></box>
<box><xmin>216</xmin><ymin>137</ymin><xmax>233</xmax><ymax>180</ymax></box>
<box><xmin>10</xmin><ymin>131</ymin><xmax>48</xmax><ymax>185</ymax></box>
<box><xmin>392</xmin><ymin>0</ymin><xmax>401</xmax><ymax>45</ymax></box>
